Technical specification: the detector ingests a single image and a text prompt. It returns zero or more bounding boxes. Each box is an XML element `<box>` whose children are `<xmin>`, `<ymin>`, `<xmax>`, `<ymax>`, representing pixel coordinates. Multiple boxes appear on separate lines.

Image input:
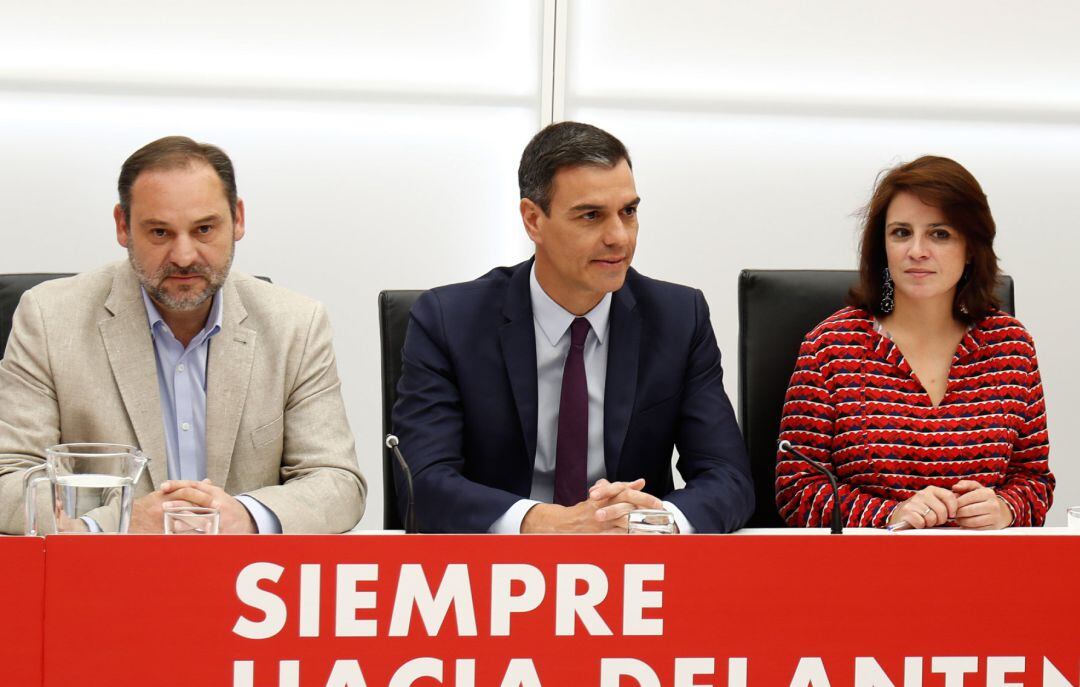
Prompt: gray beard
<box><xmin>127</xmin><ymin>242</ymin><xmax>233</xmax><ymax>312</ymax></box>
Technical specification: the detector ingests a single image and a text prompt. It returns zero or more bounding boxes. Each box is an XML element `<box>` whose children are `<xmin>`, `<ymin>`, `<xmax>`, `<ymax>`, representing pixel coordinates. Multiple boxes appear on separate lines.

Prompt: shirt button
<box><xmin>181</xmin><ymin>422</ymin><xmax>191</xmax><ymax>432</ymax></box>
<box><xmin>177</xmin><ymin>363</ymin><xmax>186</xmax><ymax>373</ymax></box>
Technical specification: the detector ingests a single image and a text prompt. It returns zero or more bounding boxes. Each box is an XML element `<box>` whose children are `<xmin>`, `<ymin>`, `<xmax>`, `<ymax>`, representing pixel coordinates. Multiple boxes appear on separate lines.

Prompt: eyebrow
<box><xmin>569</xmin><ymin>203</ymin><xmax>604</xmax><ymax>213</ymax></box>
<box><xmin>138</xmin><ymin>214</ymin><xmax>222</xmax><ymax>228</ymax></box>
<box><xmin>568</xmin><ymin>197</ymin><xmax>642</xmax><ymax>213</ymax></box>
<box><xmin>885</xmin><ymin>221</ymin><xmax>953</xmax><ymax>229</ymax></box>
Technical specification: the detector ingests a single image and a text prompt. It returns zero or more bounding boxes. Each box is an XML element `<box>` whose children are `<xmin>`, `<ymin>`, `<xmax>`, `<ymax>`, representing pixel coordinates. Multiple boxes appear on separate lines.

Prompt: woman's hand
<box><xmin>952</xmin><ymin>480</ymin><xmax>1014</xmax><ymax>529</ymax></box>
<box><xmin>888</xmin><ymin>486</ymin><xmax>959</xmax><ymax>529</ymax></box>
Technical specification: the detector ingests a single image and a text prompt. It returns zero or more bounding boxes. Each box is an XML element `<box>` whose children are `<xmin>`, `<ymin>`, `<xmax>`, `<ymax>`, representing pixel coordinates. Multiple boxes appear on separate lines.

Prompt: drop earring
<box><xmin>881</xmin><ymin>267</ymin><xmax>895</xmax><ymax>314</ymax></box>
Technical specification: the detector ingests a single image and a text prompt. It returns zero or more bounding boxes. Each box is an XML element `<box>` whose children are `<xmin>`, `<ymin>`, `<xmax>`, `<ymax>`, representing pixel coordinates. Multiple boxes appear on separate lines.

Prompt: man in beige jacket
<box><xmin>0</xmin><ymin>136</ymin><xmax>365</xmax><ymax>534</ymax></box>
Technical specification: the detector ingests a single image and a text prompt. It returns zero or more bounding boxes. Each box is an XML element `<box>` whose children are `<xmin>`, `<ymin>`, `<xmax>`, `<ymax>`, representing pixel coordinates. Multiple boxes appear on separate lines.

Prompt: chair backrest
<box><xmin>0</xmin><ymin>274</ymin><xmax>75</xmax><ymax>356</ymax></box>
<box><xmin>736</xmin><ymin>269</ymin><xmax>1015</xmax><ymax>527</ymax></box>
<box><xmin>378</xmin><ymin>289</ymin><xmax>424</xmax><ymax>529</ymax></box>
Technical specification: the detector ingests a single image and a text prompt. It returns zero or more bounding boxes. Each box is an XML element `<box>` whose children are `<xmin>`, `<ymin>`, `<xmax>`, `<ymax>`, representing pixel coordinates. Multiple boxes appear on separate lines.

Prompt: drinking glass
<box><xmin>164</xmin><ymin>506</ymin><xmax>220</xmax><ymax>534</ymax></box>
<box><xmin>627</xmin><ymin>509</ymin><xmax>677</xmax><ymax>534</ymax></box>
<box><xmin>1067</xmin><ymin>506</ymin><xmax>1080</xmax><ymax>531</ymax></box>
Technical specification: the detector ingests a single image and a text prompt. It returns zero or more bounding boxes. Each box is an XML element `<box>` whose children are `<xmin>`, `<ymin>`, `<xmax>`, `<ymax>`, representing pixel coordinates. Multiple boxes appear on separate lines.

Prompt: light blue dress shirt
<box><xmin>489</xmin><ymin>265</ymin><xmax>692</xmax><ymax>533</ymax></box>
<box><xmin>141</xmin><ymin>289</ymin><xmax>281</xmax><ymax>533</ymax></box>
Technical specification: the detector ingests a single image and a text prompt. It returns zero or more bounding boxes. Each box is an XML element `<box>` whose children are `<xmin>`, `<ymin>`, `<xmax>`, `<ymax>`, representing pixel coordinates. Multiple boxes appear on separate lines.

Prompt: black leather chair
<box><xmin>378</xmin><ymin>289</ymin><xmax>423</xmax><ymax>529</ymax></box>
<box><xmin>0</xmin><ymin>274</ymin><xmax>75</xmax><ymax>356</ymax></box>
<box><xmin>736</xmin><ymin>269</ymin><xmax>1015</xmax><ymax>527</ymax></box>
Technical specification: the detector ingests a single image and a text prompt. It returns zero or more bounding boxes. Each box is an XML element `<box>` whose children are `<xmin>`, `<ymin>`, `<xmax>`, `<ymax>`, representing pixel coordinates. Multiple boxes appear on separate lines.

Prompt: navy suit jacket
<box><xmin>392</xmin><ymin>259</ymin><xmax>754</xmax><ymax>533</ymax></box>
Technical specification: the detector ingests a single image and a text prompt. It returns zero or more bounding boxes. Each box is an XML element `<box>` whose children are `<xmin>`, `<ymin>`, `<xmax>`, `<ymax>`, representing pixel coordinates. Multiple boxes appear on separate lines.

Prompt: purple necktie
<box><xmin>554</xmin><ymin>317</ymin><xmax>590</xmax><ymax>506</ymax></box>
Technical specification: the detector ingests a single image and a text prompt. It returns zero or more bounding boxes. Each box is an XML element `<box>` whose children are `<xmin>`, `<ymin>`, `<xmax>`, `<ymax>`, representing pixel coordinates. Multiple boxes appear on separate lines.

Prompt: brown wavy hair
<box><xmin>848</xmin><ymin>155</ymin><xmax>1001</xmax><ymax>324</ymax></box>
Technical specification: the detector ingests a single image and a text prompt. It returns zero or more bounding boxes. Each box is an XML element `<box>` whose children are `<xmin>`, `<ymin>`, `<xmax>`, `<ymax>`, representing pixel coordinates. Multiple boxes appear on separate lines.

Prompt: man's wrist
<box><xmin>521</xmin><ymin>503</ymin><xmax>560</xmax><ymax>533</ymax></box>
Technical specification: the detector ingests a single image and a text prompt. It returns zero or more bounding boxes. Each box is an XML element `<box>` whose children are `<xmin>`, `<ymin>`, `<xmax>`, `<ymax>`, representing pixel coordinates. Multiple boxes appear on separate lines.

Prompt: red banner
<box><xmin>0</xmin><ymin>537</ymin><xmax>44</xmax><ymax>687</ymax></box>
<box><xmin>39</xmin><ymin>534</ymin><xmax>1080</xmax><ymax>687</ymax></box>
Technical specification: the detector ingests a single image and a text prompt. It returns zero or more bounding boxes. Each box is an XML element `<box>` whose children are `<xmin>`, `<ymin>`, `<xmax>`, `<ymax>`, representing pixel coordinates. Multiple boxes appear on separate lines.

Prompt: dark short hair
<box><xmin>118</xmin><ymin>136</ymin><xmax>238</xmax><ymax>225</ymax></box>
<box><xmin>518</xmin><ymin>121</ymin><xmax>631</xmax><ymax>215</ymax></box>
<box><xmin>849</xmin><ymin>155</ymin><xmax>1001</xmax><ymax>324</ymax></box>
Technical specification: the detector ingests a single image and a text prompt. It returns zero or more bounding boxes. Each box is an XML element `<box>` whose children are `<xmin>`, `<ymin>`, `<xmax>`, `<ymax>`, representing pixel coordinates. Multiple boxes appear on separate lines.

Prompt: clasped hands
<box><xmin>887</xmin><ymin>480</ymin><xmax>1014</xmax><ymax>530</ymax></box>
<box><xmin>521</xmin><ymin>478</ymin><xmax>672</xmax><ymax>533</ymax></box>
<box><xmin>129</xmin><ymin>479</ymin><xmax>256</xmax><ymax>534</ymax></box>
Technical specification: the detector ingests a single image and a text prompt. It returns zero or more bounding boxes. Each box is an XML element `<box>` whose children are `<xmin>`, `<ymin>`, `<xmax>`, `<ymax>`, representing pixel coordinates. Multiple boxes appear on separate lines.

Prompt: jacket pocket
<box><xmin>635</xmin><ymin>390</ymin><xmax>681</xmax><ymax>416</ymax></box>
<box><xmin>251</xmin><ymin>414</ymin><xmax>285</xmax><ymax>450</ymax></box>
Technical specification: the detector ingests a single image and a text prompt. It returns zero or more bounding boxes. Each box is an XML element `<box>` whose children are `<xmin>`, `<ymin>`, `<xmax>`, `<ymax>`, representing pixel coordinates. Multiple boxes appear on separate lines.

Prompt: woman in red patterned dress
<box><xmin>776</xmin><ymin>156</ymin><xmax>1054</xmax><ymax>529</ymax></box>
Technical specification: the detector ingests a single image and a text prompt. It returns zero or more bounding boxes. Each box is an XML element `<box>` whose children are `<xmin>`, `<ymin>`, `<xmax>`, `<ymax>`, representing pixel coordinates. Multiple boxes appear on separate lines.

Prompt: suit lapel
<box><xmin>603</xmin><ymin>276</ymin><xmax>640</xmax><ymax>478</ymax></box>
<box><xmin>498</xmin><ymin>262</ymin><xmax>538</xmax><ymax>466</ymax></box>
<box><xmin>99</xmin><ymin>265</ymin><xmax>169</xmax><ymax>489</ymax></box>
<box><xmin>204</xmin><ymin>278</ymin><xmax>255</xmax><ymax>489</ymax></box>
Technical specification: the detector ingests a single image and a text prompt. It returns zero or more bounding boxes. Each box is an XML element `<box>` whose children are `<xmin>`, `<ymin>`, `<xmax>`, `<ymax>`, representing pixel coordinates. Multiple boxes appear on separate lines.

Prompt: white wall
<box><xmin>1</xmin><ymin>0</ymin><xmax>1076</xmax><ymax>526</ymax></box>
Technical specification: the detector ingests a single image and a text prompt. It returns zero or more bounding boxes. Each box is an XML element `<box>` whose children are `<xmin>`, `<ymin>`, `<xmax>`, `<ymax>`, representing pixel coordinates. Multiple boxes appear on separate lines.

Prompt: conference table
<box><xmin>3</xmin><ymin>529</ymin><xmax>1077</xmax><ymax>687</ymax></box>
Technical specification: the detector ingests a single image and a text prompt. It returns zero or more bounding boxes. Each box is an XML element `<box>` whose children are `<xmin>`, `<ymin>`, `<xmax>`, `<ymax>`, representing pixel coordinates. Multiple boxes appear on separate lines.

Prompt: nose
<box><xmin>908</xmin><ymin>233</ymin><xmax>930</xmax><ymax>260</ymax></box>
<box><xmin>168</xmin><ymin>233</ymin><xmax>198</xmax><ymax>267</ymax></box>
<box><xmin>601</xmin><ymin>214</ymin><xmax>631</xmax><ymax>248</ymax></box>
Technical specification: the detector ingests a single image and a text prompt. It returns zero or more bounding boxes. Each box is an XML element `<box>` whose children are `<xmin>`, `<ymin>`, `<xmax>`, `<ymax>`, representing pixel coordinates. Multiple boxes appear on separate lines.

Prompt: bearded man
<box><xmin>0</xmin><ymin>136</ymin><xmax>365</xmax><ymax>534</ymax></box>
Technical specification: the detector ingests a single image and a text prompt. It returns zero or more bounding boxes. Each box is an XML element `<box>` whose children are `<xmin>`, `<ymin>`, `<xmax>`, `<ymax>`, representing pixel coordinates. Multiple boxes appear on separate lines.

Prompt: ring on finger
<box><xmin>921</xmin><ymin>506</ymin><xmax>932</xmax><ymax>517</ymax></box>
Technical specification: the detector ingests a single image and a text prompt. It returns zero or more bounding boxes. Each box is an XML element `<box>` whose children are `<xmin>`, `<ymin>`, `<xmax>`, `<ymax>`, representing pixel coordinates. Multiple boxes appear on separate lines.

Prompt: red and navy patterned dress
<box><xmin>776</xmin><ymin>306</ymin><xmax>1053</xmax><ymax>528</ymax></box>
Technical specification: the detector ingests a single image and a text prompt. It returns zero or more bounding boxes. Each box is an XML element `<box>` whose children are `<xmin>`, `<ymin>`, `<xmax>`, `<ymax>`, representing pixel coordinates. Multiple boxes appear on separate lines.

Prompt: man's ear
<box><xmin>114</xmin><ymin>204</ymin><xmax>130</xmax><ymax>248</ymax></box>
<box><xmin>520</xmin><ymin>197</ymin><xmax>544</xmax><ymax>245</ymax></box>
<box><xmin>233</xmin><ymin>198</ymin><xmax>246</xmax><ymax>241</ymax></box>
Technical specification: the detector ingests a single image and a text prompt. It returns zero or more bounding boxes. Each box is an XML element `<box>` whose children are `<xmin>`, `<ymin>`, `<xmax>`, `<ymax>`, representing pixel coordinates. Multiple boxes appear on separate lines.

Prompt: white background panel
<box><xmin>566</xmin><ymin>0</ymin><xmax>1080</xmax><ymax>115</ymax></box>
<box><xmin>0</xmin><ymin>1</ymin><xmax>542</xmax><ymax>98</ymax></box>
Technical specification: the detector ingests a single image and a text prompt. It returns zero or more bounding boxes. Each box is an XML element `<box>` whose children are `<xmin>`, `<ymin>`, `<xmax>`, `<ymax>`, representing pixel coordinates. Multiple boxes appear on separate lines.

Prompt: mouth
<box><xmin>161</xmin><ymin>272</ymin><xmax>208</xmax><ymax>290</ymax></box>
<box><xmin>904</xmin><ymin>269</ymin><xmax>935</xmax><ymax>278</ymax></box>
<box><xmin>592</xmin><ymin>257</ymin><xmax>627</xmax><ymax>268</ymax></box>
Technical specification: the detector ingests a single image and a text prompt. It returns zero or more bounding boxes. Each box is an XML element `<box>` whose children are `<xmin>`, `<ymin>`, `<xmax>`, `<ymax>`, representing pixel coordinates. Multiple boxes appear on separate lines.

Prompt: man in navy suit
<box><xmin>393</xmin><ymin>122</ymin><xmax>753</xmax><ymax>533</ymax></box>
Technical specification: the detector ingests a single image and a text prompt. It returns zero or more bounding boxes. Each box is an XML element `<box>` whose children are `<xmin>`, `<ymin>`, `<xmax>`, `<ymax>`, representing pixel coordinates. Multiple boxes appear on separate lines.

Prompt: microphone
<box><xmin>778</xmin><ymin>440</ymin><xmax>843</xmax><ymax>535</ymax></box>
<box><xmin>385</xmin><ymin>434</ymin><xmax>417</xmax><ymax>534</ymax></box>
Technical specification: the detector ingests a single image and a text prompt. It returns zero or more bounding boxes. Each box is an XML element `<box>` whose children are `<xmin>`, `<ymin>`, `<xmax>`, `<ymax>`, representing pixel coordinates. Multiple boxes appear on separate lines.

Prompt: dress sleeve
<box><xmin>997</xmin><ymin>334</ymin><xmax>1054</xmax><ymax>526</ymax></box>
<box><xmin>775</xmin><ymin>331</ymin><xmax>899</xmax><ymax>528</ymax></box>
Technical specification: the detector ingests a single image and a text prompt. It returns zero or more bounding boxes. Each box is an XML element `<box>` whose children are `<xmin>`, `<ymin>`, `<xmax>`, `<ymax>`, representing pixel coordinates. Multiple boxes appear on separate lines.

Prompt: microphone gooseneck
<box><xmin>778</xmin><ymin>440</ymin><xmax>844</xmax><ymax>535</ymax></box>
<box><xmin>386</xmin><ymin>434</ymin><xmax>417</xmax><ymax>534</ymax></box>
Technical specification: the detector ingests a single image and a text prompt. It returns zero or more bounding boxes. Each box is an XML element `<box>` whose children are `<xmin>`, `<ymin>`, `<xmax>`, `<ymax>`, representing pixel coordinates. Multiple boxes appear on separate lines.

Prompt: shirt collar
<box><xmin>529</xmin><ymin>262</ymin><xmax>611</xmax><ymax>347</ymax></box>
<box><xmin>141</xmin><ymin>287</ymin><xmax>224</xmax><ymax>345</ymax></box>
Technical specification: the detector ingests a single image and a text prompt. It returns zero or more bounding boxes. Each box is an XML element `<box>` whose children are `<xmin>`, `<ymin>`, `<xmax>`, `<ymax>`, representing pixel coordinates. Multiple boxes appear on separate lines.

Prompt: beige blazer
<box><xmin>0</xmin><ymin>261</ymin><xmax>366</xmax><ymax>533</ymax></box>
